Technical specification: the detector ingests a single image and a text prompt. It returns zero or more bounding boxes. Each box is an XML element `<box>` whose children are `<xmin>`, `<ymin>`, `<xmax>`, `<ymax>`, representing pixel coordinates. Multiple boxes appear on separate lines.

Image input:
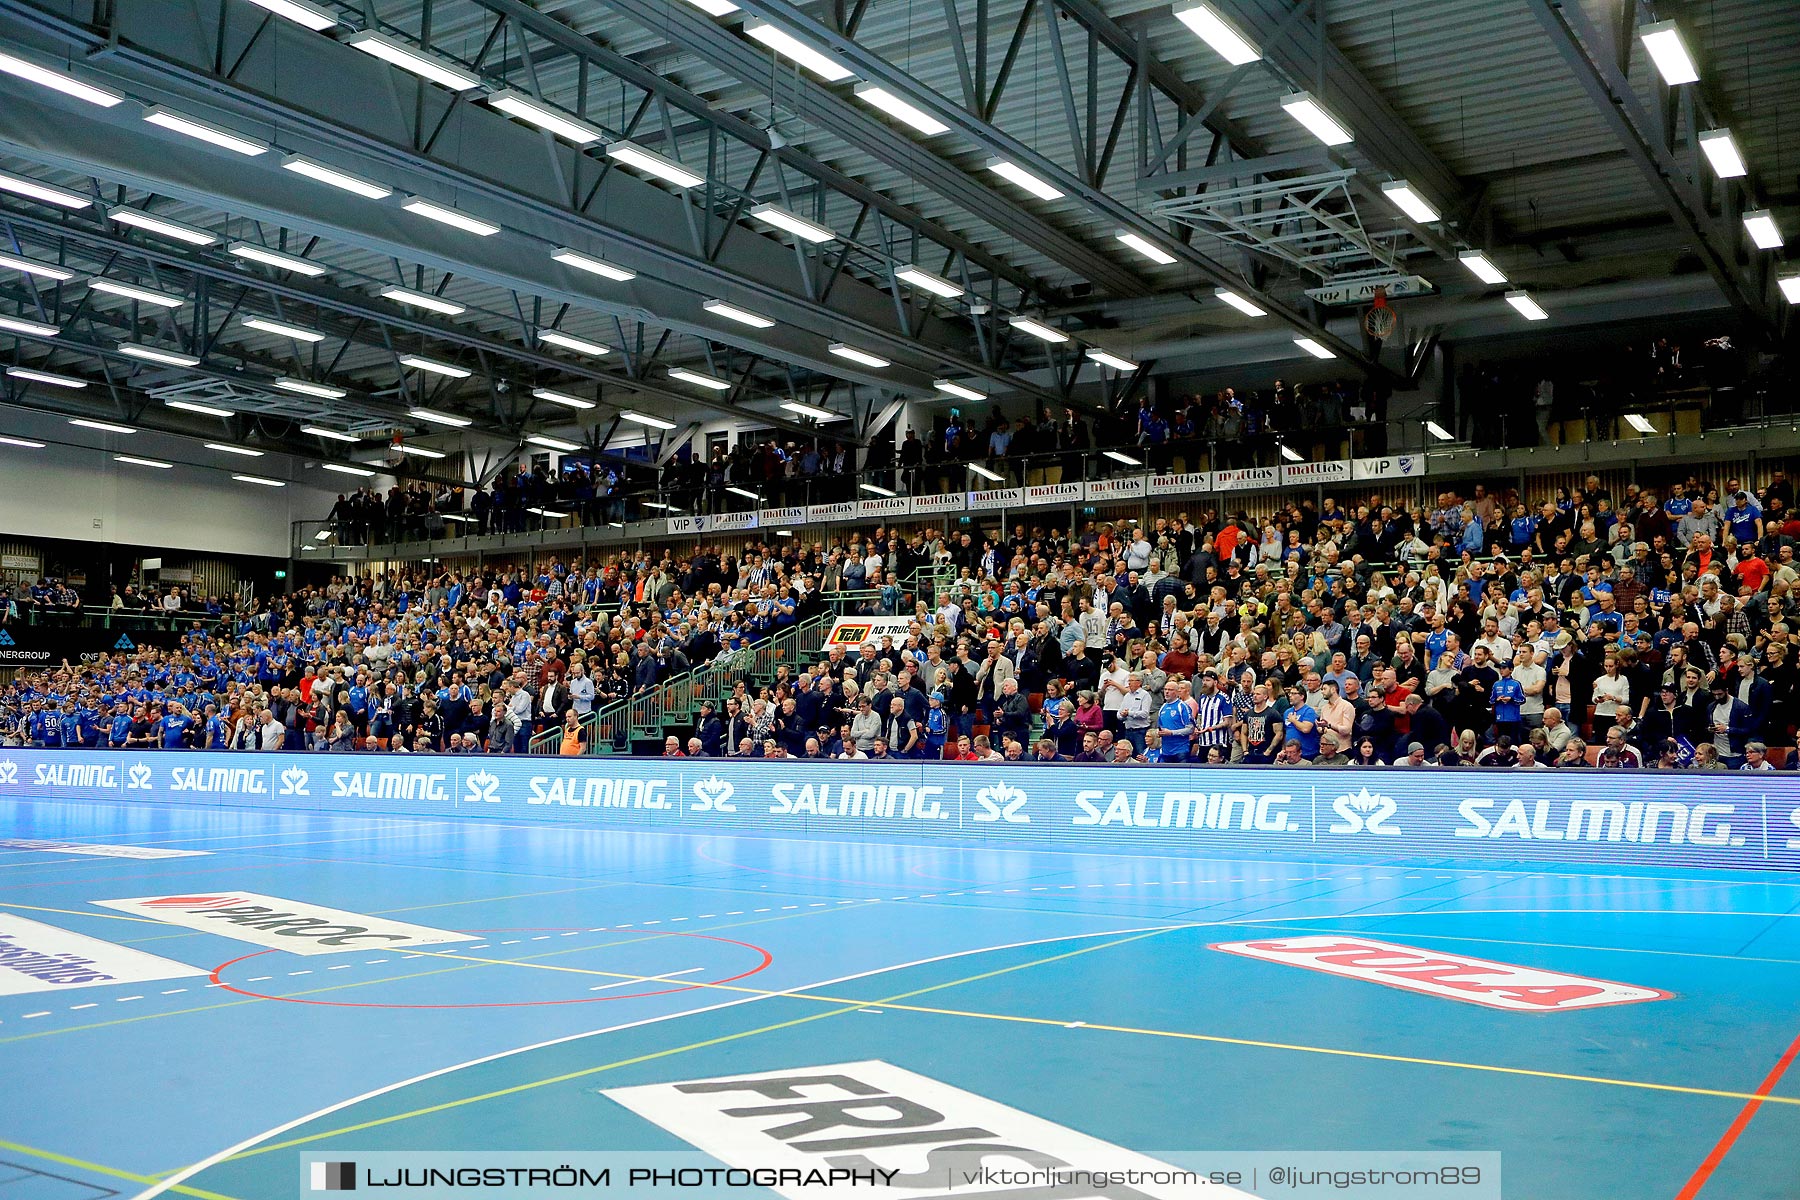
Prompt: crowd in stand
<box><xmin>9</xmin><ymin>464</ymin><xmax>1800</xmax><ymax>770</ymax></box>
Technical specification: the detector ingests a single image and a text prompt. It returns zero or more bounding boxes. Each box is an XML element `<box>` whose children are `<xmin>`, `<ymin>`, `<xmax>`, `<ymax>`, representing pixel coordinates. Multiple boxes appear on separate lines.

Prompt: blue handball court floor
<box><xmin>0</xmin><ymin>794</ymin><xmax>1794</xmax><ymax>1200</ymax></box>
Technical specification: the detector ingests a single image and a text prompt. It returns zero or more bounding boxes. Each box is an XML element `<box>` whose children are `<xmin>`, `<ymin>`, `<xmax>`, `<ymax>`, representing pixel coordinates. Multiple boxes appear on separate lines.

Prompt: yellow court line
<box><xmin>216</xmin><ymin>929</ymin><xmax>1175</xmax><ymax>1163</ymax></box>
<box><xmin>0</xmin><ymin>1138</ymin><xmax>241</xmax><ymax>1200</ymax></box>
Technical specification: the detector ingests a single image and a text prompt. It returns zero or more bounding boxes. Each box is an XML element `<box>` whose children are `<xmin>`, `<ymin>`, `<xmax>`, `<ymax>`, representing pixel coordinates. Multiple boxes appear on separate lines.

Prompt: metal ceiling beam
<box><xmin>723</xmin><ymin>0</ymin><xmax>1391</xmax><ymax>378</ymax></box>
<box><xmin>1520</xmin><ymin>0</ymin><xmax>1776</xmax><ymax>337</ymax></box>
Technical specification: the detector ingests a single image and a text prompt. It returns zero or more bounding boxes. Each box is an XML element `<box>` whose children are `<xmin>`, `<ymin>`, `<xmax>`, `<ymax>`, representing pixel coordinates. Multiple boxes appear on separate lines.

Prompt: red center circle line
<box><xmin>206</xmin><ymin>929</ymin><xmax>774</xmax><ymax>1010</ymax></box>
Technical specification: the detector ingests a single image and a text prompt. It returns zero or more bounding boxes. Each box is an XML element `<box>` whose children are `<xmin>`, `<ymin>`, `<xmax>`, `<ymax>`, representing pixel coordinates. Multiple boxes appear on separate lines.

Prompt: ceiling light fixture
<box><xmin>526</xmin><ymin>433</ymin><xmax>582</xmax><ymax>453</ymax></box>
<box><xmin>683</xmin><ymin>0</ymin><xmax>739</xmax><ymax>14</ymax></box>
<box><xmin>114</xmin><ymin>455</ymin><xmax>172</xmax><ymax>469</ymax></box>
<box><xmin>1698</xmin><ymin>128</ymin><xmax>1747</xmax><ymax>178</ymax></box>
<box><xmin>829</xmin><ymin>342</ymin><xmax>891</xmax><ymax>368</ymax></box>
<box><xmin>1279</xmin><ymin>444</ymin><xmax>1302</xmax><ymax>462</ymax></box>
<box><xmin>227</xmin><ymin>241</ymin><xmax>328</xmax><ymax>276</ymax></box>
<box><xmin>550</xmin><ymin>248</ymin><xmax>637</xmax><ymax>281</ymax></box>
<box><xmin>276</xmin><ymin>379</ymin><xmax>348</xmax><ymax>400</ymax></box>
<box><xmin>0</xmin><ymin>48</ymin><xmax>125</xmax><ymax>107</ymax></box>
<box><xmin>279</xmin><ymin>155</ymin><xmax>392</xmax><ymax>199</ymax></box>
<box><xmin>141</xmin><ymin>106</ymin><xmax>267</xmax><ymax>156</ymax></box>
<box><xmin>0</xmin><ymin>436</ymin><xmax>45</xmax><ymax>448</ymax></box>
<box><xmin>8</xmin><ymin>366</ymin><xmax>84</xmax><ymax>387</ymax></box>
<box><xmin>407</xmin><ymin>406</ymin><xmax>472</xmax><ymax>426</ymax></box>
<box><xmin>1380</xmin><ymin>179</ymin><xmax>1440</xmax><ymax>223</ymax></box>
<box><xmin>1504</xmin><ymin>289</ymin><xmax>1548</xmax><ymax>321</ymax></box>
<box><xmin>1172</xmin><ymin>3</ymin><xmax>1261</xmax><ymax>65</ymax></box>
<box><xmin>322</xmin><ymin>462</ymin><xmax>375</xmax><ymax>477</ymax></box>
<box><xmin>485</xmin><ymin>89</ymin><xmax>604</xmax><ymax>144</ymax></box>
<box><xmin>89</xmin><ymin>279</ymin><xmax>183</xmax><ymax>308</ymax></box>
<box><xmin>1780</xmin><ymin>273</ymin><xmax>1800</xmax><ymax>304</ymax></box>
<box><xmin>233</xmin><ymin>473</ymin><xmax>286</xmax><ymax>486</ymax></box>
<box><xmin>165</xmin><ymin>399</ymin><xmax>233</xmax><ymax>417</ymax></box>
<box><xmin>108</xmin><ymin>208</ymin><xmax>216</xmax><ymax>246</ymax></box>
<box><xmin>749</xmin><ymin>204</ymin><xmax>836</xmax><ymax>243</ymax></box>
<box><xmin>1457</xmin><ymin>250</ymin><xmax>1507</xmax><ymax>285</ymax></box>
<box><xmin>399</xmin><ymin>356</ymin><xmax>472</xmax><ymax>379</ymax></box>
<box><xmin>1293</xmin><ymin>337</ymin><xmax>1335</xmax><ymax>359</ymax></box>
<box><xmin>205</xmin><ymin>442</ymin><xmax>263</xmax><ymax>457</ymax></box>
<box><xmin>743</xmin><ymin>20</ymin><xmax>854</xmax><ymax>81</ymax></box>
<box><xmin>0</xmin><ymin>169</ymin><xmax>89</xmax><ymax>210</ymax></box>
<box><xmin>1214</xmin><ymin>288</ymin><xmax>1267</xmax><ymax>316</ymax></box>
<box><xmin>985</xmin><ymin>159</ymin><xmax>1064</xmax><ymax>200</ymax></box>
<box><xmin>1639</xmin><ymin>20</ymin><xmax>1700</xmax><ymax>86</ymax></box>
<box><xmin>780</xmin><ymin>399</ymin><xmax>839</xmax><ymax>421</ymax></box>
<box><xmin>933</xmin><ymin>379</ymin><xmax>986</xmax><ymax>402</ymax></box>
<box><xmin>0</xmin><ymin>315</ymin><xmax>60</xmax><ymax>338</ymax></box>
<box><xmin>603</xmin><ymin>142</ymin><xmax>705</xmax><ymax>189</ymax></box>
<box><xmin>401</xmin><ymin>197</ymin><xmax>500</xmax><ymax>236</ymax></box>
<box><xmin>1744</xmin><ymin>209</ymin><xmax>1784</xmax><ymax>251</ymax></box>
<box><xmin>620</xmin><ymin>410</ymin><xmax>677</xmax><ymax>430</ymax></box>
<box><xmin>1115</xmin><ymin>231</ymin><xmax>1177</xmax><ymax>265</ymax></box>
<box><xmin>117</xmin><ymin>343</ymin><xmax>201</xmax><ymax>367</ymax></box>
<box><xmin>343</xmin><ymin>30</ymin><xmax>483</xmax><ymax>91</ymax></box>
<box><xmin>379</xmin><ymin>286</ymin><xmax>466</xmax><ymax>316</ymax></box>
<box><xmin>1086</xmin><ymin>348</ymin><xmax>1138</xmax><ymax>372</ymax></box>
<box><xmin>1280</xmin><ymin>91</ymin><xmax>1353</xmax><ymax>146</ymax></box>
<box><xmin>727</xmin><ymin>486</ymin><xmax>761</xmax><ymax>501</ymax></box>
<box><xmin>1008</xmin><ymin>315</ymin><xmax>1069</xmax><ymax>343</ymax></box>
<box><xmin>1624</xmin><ymin>413</ymin><xmax>1658</xmax><ymax>435</ymax></box>
<box><xmin>0</xmin><ymin>252</ymin><xmax>75</xmax><ymax>281</ymax></box>
<box><xmin>244</xmin><ymin>0</ymin><xmax>339</xmax><ymax>30</ymax></box>
<box><xmin>895</xmin><ymin>265</ymin><xmax>962</xmax><ymax>298</ymax></box>
<box><xmin>968</xmin><ymin>463</ymin><xmax>1004</xmax><ymax>483</ymax></box>
<box><xmin>70</xmin><ymin>417</ymin><xmax>133</xmax><ymax>432</ymax></box>
<box><xmin>301</xmin><ymin>424</ymin><xmax>360</xmax><ymax>441</ymax></box>
<box><xmin>668</xmin><ymin>367</ymin><xmax>731</xmax><ymax>391</ymax></box>
<box><xmin>1424</xmin><ymin>420</ymin><xmax>1454</xmax><ymax>442</ymax></box>
<box><xmin>241</xmin><ymin>316</ymin><xmax>325</xmax><ymax>342</ymax></box>
<box><xmin>532</xmin><ymin>388</ymin><xmax>596</xmax><ymax>410</ymax></box>
<box><xmin>537</xmin><ymin>330</ymin><xmax>612</xmax><ymax>356</ymax></box>
<box><xmin>397</xmin><ymin>444</ymin><xmax>447</xmax><ymax>459</ymax></box>
<box><xmin>852</xmin><ymin>84</ymin><xmax>949</xmax><ymax>135</ymax></box>
<box><xmin>1103</xmin><ymin>449</ymin><xmax>1143</xmax><ymax>467</ymax></box>
<box><xmin>703</xmin><ymin>299</ymin><xmax>775</xmax><ymax>328</ymax></box>
<box><xmin>859</xmin><ymin>483</ymin><xmax>897</xmax><ymax>497</ymax></box>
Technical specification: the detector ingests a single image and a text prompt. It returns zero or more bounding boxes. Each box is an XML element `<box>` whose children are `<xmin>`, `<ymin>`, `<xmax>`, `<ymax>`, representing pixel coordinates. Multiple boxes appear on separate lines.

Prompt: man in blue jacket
<box><xmin>1705</xmin><ymin>680</ymin><xmax>1756</xmax><ymax>768</ymax></box>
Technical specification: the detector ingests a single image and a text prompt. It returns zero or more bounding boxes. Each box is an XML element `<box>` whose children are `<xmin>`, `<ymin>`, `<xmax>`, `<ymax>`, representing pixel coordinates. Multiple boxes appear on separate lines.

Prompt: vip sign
<box><xmin>1212</xmin><ymin>936</ymin><xmax>1668</xmax><ymax>1011</ymax></box>
<box><xmin>1353</xmin><ymin>455</ymin><xmax>1425</xmax><ymax>481</ymax></box>
<box><xmin>667</xmin><ymin>515</ymin><xmax>710</xmax><ymax>536</ymax></box>
<box><xmin>604</xmin><ymin>1061</ymin><xmax>1254</xmax><ymax>1200</ymax></box>
<box><xmin>93</xmin><ymin>892</ymin><xmax>478</xmax><ymax>956</ymax></box>
<box><xmin>0</xmin><ymin>914</ymin><xmax>206</xmax><ymax>995</ymax></box>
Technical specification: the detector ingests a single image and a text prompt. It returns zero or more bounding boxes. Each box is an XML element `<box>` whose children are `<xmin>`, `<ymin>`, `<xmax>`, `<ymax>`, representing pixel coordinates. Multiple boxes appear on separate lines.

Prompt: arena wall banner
<box><xmin>821</xmin><ymin>617</ymin><xmax>917</xmax><ymax>648</ymax></box>
<box><xmin>1</xmin><ymin>750</ymin><xmax>1796</xmax><ymax>873</ymax></box>
<box><xmin>0</xmin><ymin>625</ymin><xmax>185</xmax><ymax>669</ymax></box>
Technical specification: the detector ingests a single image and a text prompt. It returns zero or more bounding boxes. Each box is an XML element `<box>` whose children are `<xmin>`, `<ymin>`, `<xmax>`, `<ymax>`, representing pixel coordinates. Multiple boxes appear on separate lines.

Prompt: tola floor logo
<box><xmin>972</xmin><ymin>781</ymin><xmax>1030</xmax><ymax>823</ymax></box>
<box><xmin>93</xmin><ymin>892</ymin><xmax>479</xmax><ymax>956</ymax></box>
<box><xmin>1329</xmin><ymin>787</ymin><xmax>1401</xmax><ymax>835</ymax></box>
<box><xmin>464</xmin><ymin>770</ymin><xmax>501</xmax><ymax>804</ymax></box>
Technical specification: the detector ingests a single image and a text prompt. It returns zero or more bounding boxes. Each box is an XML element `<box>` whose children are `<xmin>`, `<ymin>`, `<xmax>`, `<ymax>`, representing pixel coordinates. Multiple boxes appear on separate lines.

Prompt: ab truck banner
<box><xmin>2</xmin><ymin>750</ymin><xmax>1799</xmax><ymax>873</ymax></box>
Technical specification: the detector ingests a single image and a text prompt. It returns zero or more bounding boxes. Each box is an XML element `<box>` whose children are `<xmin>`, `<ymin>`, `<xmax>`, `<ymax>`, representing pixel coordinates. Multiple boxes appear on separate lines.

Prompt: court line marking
<box><xmin>131</xmin><ymin>925</ymin><xmax>1176</xmax><ymax>1199</ymax></box>
<box><xmin>0</xmin><ymin>1138</ymin><xmax>239</xmax><ymax>1200</ymax></box>
<box><xmin>591</xmin><ymin>968</ymin><xmax>701</xmax><ymax>993</ymax></box>
<box><xmin>1674</xmin><ymin>1025</ymin><xmax>1800</xmax><ymax>1199</ymax></box>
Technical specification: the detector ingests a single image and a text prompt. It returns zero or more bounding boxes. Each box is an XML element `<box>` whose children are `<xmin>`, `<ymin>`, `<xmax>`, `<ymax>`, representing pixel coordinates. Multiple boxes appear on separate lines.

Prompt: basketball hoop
<box><xmin>384</xmin><ymin>431</ymin><xmax>405</xmax><ymax>468</ymax></box>
<box><xmin>1363</xmin><ymin>286</ymin><xmax>1399</xmax><ymax>342</ymax></box>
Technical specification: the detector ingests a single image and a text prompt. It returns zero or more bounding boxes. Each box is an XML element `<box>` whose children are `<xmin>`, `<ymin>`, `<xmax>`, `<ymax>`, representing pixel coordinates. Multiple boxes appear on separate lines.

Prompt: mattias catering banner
<box><xmin>2</xmin><ymin>750</ymin><xmax>1797</xmax><ymax>873</ymax></box>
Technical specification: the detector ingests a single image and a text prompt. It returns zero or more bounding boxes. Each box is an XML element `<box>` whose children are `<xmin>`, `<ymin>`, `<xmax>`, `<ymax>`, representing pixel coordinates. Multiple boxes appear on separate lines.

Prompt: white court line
<box><xmin>587</xmin><ymin>967</ymin><xmax>702</xmax><ymax>993</ymax></box>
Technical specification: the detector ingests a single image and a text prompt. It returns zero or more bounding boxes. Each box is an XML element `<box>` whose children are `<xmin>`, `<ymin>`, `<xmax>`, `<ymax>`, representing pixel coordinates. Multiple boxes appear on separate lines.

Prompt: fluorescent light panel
<box><xmin>302</xmin><ymin>424</ymin><xmax>360</xmax><ymax>441</ymax></box>
<box><xmin>1380</xmin><ymin>179</ymin><xmax>1440</xmax><ymax>223</ymax></box>
<box><xmin>852</xmin><ymin>84</ymin><xmax>949</xmax><ymax>135</ymax></box>
<box><xmin>1698</xmin><ymin>128</ymin><xmax>1747</xmax><ymax>178</ymax></box>
<box><xmin>780</xmin><ymin>399</ymin><xmax>839</xmax><ymax>421</ymax></box>
<box><xmin>485</xmin><ymin>89</ymin><xmax>604</xmax><ymax>144</ymax></box>
<box><xmin>109</xmin><ymin>208</ymin><xmax>216</xmax><ymax>246</ymax></box>
<box><xmin>749</xmin><ymin>204</ymin><xmax>835</xmax><ymax>243</ymax></box>
<box><xmin>0</xmin><ymin>316</ymin><xmax>60</xmax><ymax>338</ymax></box>
<box><xmin>1172</xmin><ymin>4</ymin><xmax>1261</xmax><ymax>65</ymax></box>
<box><xmin>604</xmin><ymin>142</ymin><xmax>704</xmax><ymax>189</ymax></box>
<box><xmin>934</xmin><ymin>379</ymin><xmax>986</xmax><ymax>401</ymax></box>
<box><xmin>276</xmin><ymin>379</ymin><xmax>347</xmax><ymax>399</ymax></box>
<box><xmin>1279</xmin><ymin>444</ymin><xmax>1302</xmax><ymax>462</ymax></box>
<box><xmin>968</xmin><ymin>463</ymin><xmax>1004</xmax><ymax>482</ymax></box>
<box><xmin>70</xmin><ymin>417</ymin><xmax>133</xmax><ymax>433</ymax></box>
<box><xmin>895</xmin><ymin>266</ymin><xmax>962</xmax><ymax>298</ymax></box>
<box><xmin>1424</xmin><ymin>420</ymin><xmax>1454</xmax><ymax>442</ymax></box>
<box><xmin>829</xmin><ymin>342</ymin><xmax>891</xmax><ymax>369</ymax></box>
<box><xmin>117</xmin><ymin>343</ymin><xmax>201</xmax><ymax>367</ymax></box>
<box><xmin>526</xmin><ymin>434</ymin><xmax>581</xmax><ymax>452</ymax></box>
<box><xmin>1115</xmin><ymin>231</ymin><xmax>1177</xmax><ymax>265</ymax></box>
<box><xmin>1744</xmin><ymin>210</ymin><xmax>1784</xmax><ymax>251</ymax></box>
<box><xmin>1293</xmin><ymin>337</ymin><xmax>1335</xmax><ymax>359</ymax></box>
<box><xmin>408</xmin><ymin>406</ymin><xmax>472</xmax><ymax>425</ymax></box>
<box><xmin>0</xmin><ymin>252</ymin><xmax>74</xmax><ymax>281</ymax></box>
<box><xmin>233</xmin><ymin>474</ymin><xmax>286</xmax><ymax>487</ymax></box>
<box><xmin>703</xmin><ymin>299</ymin><xmax>775</xmax><ymax>328</ymax></box>
<box><xmin>860</xmin><ymin>483</ymin><xmax>897</xmax><ymax>496</ymax></box>
<box><xmin>683</xmin><ymin>0</ymin><xmax>739</xmax><ymax>14</ymax></box>
<box><xmin>165</xmin><ymin>399</ymin><xmax>232</xmax><ymax>417</ymax></box>
<box><xmin>0</xmin><ymin>169</ymin><xmax>88</xmax><ymax>210</ymax></box>
<box><xmin>280</xmin><ymin>155</ymin><xmax>392</xmax><ymax>199</ymax></box>
<box><xmin>205</xmin><ymin>442</ymin><xmax>263</xmax><ymax>457</ymax></box>
<box><xmin>0</xmin><ymin>436</ymin><xmax>45</xmax><ymax>448</ymax></box>
<box><xmin>8</xmin><ymin>366</ymin><xmax>84</xmax><ymax>387</ymax></box>
<box><xmin>1639</xmin><ymin>20</ymin><xmax>1700</xmax><ymax>86</ymax></box>
<box><xmin>401</xmin><ymin>197</ymin><xmax>500</xmax><ymax>236</ymax></box>
<box><xmin>985</xmin><ymin>159</ymin><xmax>1064</xmax><ymax>200</ymax></box>
<box><xmin>551</xmin><ymin>248</ymin><xmax>636</xmax><ymax>281</ymax></box>
<box><xmin>743</xmin><ymin>20</ymin><xmax>853</xmax><ymax>81</ymax></box>
<box><xmin>397</xmin><ymin>444</ymin><xmax>446</xmax><ymax>459</ymax></box>
<box><xmin>344</xmin><ymin>30</ymin><xmax>483</xmax><ymax>91</ymax></box>
<box><xmin>1780</xmin><ymin>274</ymin><xmax>1800</xmax><ymax>304</ymax></box>
<box><xmin>1280</xmin><ymin>91</ymin><xmax>1353</xmax><ymax>146</ymax></box>
<box><xmin>1214</xmin><ymin>288</ymin><xmax>1266</xmax><ymax>317</ymax></box>
<box><xmin>244</xmin><ymin>0</ymin><xmax>338</xmax><ymax>30</ymax></box>
<box><xmin>1504</xmin><ymin>289</ymin><xmax>1548</xmax><ymax>321</ymax></box>
<box><xmin>727</xmin><ymin>486</ymin><xmax>760</xmax><ymax>500</ymax></box>
<box><xmin>620</xmin><ymin>410</ymin><xmax>677</xmax><ymax>429</ymax></box>
<box><xmin>1086</xmin><ymin>349</ymin><xmax>1138</xmax><ymax>372</ymax></box>
<box><xmin>538</xmin><ymin>330</ymin><xmax>611</xmax><ymax>356</ymax></box>
<box><xmin>241</xmin><ymin>316</ymin><xmax>325</xmax><ymax>342</ymax></box>
<box><xmin>1008</xmin><ymin>315</ymin><xmax>1069</xmax><ymax>343</ymax></box>
<box><xmin>322</xmin><ymin>462</ymin><xmax>375</xmax><ymax>476</ymax></box>
<box><xmin>532</xmin><ymin>388</ymin><xmax>596</xmax><ymax>410</ymax></box>
<box><xmin>399</xmin><ymin>356</ymin><xmax>472</xmax><ymax>379</ymax></box>
<box><xmin>1624</xmin><ymin>413</ymin><xmax>1658</xmax><ymax>435</ymax></box>
<box><xmin>114</xmin><ymin>455</ymin><xmax>172</xmax><ymax>469</ymax></box>
<box><xmin>142</xmin><ymin>107</ymin><xmax>267</xmax><ymax>156</ymax></box>
<box><xmin>1458</xmin><ymin>250</ymin><xmax>1507</xmax><ymax>285</ymax></box>
<box><xmin>228</xmin><ymin>242</ymin><xmax>327</xmax><ymax>276</ymax></box>
<box><xmin>0</xmin><ymin>48</ymin><xmax>124</xmax><ymax>106</ymax></box>
<box><xmin>379</xmin><ymin>286</ymin><xmax>466</xmax><ymax>316</ymax></box>
<box><xmin>668</xmin><ymin>367</ymin><xmax>731</xmax><ymax>391</ymax></box>
<box><xmin>89</xmin><ymin>279</ymin><xmax>182</xmax><ymax>308</ymax></box>
<box><xmin>1103</xmin><ymin>449</ymin><xmax>1143</xmax><ymax>466</ymax></box>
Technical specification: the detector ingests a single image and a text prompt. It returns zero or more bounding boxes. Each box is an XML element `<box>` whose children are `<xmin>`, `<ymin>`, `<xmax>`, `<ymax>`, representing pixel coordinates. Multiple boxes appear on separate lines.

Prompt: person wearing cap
<box><xmin>922</xmin><ymin>691</ymin><xmax>949</xmax><ymax>758</ymax></box>
<box><xmin>1395</xmin><ymin>741</ymin><xmax>1430</xmax><ymax>768</ymax></box>
<box><xmin>1707</xmin><ymin>680</ymin><xmax>1755</xmax><ymax>767</ymax></box>
<box><xmin>1490</xmin><ymin>657</ymin><xmax>1525</xmax><ymax>746</ymax></box>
